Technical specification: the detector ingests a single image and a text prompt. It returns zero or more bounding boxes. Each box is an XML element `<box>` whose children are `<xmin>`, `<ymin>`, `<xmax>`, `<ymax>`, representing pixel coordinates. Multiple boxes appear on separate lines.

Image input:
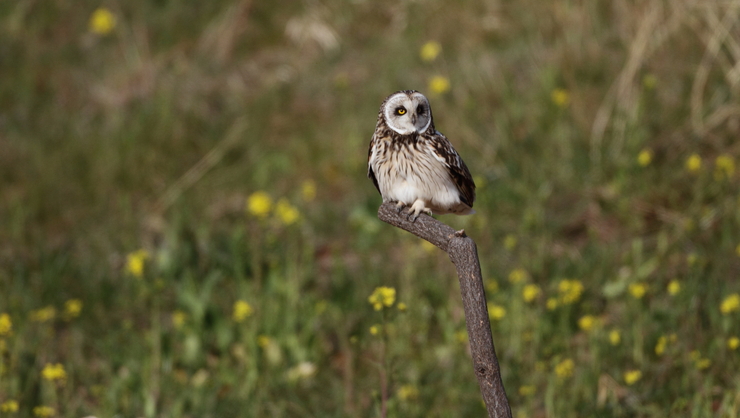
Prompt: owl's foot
<box><xmin>407</xmin><ymin>199</ymin><xmax>433</xmax><ymax>222</ymax></box>
<box><xmin>394</xmin><ymin>201</ymin><xmax>406</xmax><ymax>213</ymax></box>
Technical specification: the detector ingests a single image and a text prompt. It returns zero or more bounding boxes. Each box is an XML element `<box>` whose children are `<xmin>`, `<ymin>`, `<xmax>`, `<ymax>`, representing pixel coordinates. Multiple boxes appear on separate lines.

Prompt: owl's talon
<box><xmin>395</xmin><ymin>202</ymin><xmax>406</xmax><ymax>213</ymax></box>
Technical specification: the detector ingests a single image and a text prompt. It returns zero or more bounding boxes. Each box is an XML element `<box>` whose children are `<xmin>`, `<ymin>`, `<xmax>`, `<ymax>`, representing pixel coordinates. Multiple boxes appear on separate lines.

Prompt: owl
<box><xmin>367</xmin><ymin>90</ymin><xmax>476</xmax><ymax>221</ymax></box>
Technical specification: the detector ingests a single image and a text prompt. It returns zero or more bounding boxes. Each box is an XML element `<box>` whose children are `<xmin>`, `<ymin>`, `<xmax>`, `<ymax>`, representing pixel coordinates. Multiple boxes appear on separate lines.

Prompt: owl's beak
<box><xmin>410</xmin><ymin>114</ymin><xmax>417</xmax><ymax>127</ymax></box>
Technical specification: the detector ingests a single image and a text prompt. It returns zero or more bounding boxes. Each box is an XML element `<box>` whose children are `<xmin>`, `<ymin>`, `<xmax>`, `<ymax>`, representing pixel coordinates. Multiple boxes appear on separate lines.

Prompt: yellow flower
<box><xmin>369</xmin><ymin>324</ymin><xmax>380</xmax><ymax>336</ymax></box>
<box><xmin>398</xmin><ymin>384</ymin><xmax>420</xmax><ymax>401</ymax></box>
<box><xmin>257</xmin><ymin>335</ymin><xmax>271</xmax><ymax>348</ymax></box>
<box><xmin>628</xmin><ymin>282</ymin><xmax>647</xmax><ymax>299</ymax></box>
<box><xmin>428</xmin><ymin>76</ymin><xmax>450</xmax><ymax>95</ymax></box>
<box><xmin>623</xmin><ymin>370</ymin><xmax>642</xmax><ymax>385</ymax></box>
<box><xmin>558</xmin><ymin>279</ymin><xmax>584</xmax><ymax>304</ymax></box>
<box><xmin>232</xmin><ymin>300</ymin><xmax>253</xmax><ymax>322</ymax></box>
<box><xmin>720</xmin><ymin>293</ymin><xmax>740</xmax><ymax>315</ymax></box>
<box><xmin>485</xmin><ymin>279</ymin><xmax>499</xmax><ymax>293</ymax></box>
<box><xmin>578</xmin><ymin>315</ymin><xmax>597</xmax><ymax>332</ymax></box>
<box><xmin>368</xmin><ymin>286</ymin><xmax>396</xmax><ymax>310</ymax></box>
<box><xmin>696</xmin><ymin>358</ymin><xmax>711</xmax><ymax>370</ymax></box>
<box><xmin>554</xmin><ymin>358</ymin><xmax>574</xmax><ymax>378</ymax></box>
<box><xmin>518</xmin><ymin>385</ymin><xmax>536</xmax><ymax>396</ymax></box>
<box><xmin>30</xmin><ymin>306</ymin><xmax>56</xmax><ymax>322</ymax></box>
<box><xmin>609</xmin><ymin>329</ymin><xmax>621</xmax><ymax>345</ymax></box>
<box><xmin>522</xmin><ymin>284</ymin><xmax>541</xmax><ymax>303</ymax></box>
<box><xmin>488</xmin><ymin>304</ymin><xmax>506</xmax><ymax>320</ymax></box>
<box><xmin>301</xmin><ymin>180</ymin><xmax>317</xmax><ymax>202</ymax></box>
<box><xmin>655</xmin><ymin>336</ymin><xmax>667</xmax><ymax>355</ymax></box>
<box><xmin>246</xmin><ymin>191</ymin><xmax>272</xmax><ymax>218</ymax></box>
<box><xmin>0</xmin><ymin>400</ymin><xmax>19</xmax><ymax>413</ymax></box>
<box><xmin>503</xmin><ymin>234</ymin><xmax>517</xmax><ymax>250</ymax></box>
<box><xmin>551</xmin><ymin>88</ymin><xmax>570</xmax><ymax>107</ymax></box>
<box><xmin>0</xmin><ymin>313</ymin><xmax>11</xmax><ymax>336</ymax></box>
<box><xmin>715</xmin><ymin>154</ymin><xmax>735</xmax><ymax>179</ymax></box>
<box><xmin>41</xmin><ymin>363</ymin><xmax>66</xmax><ymax>382</ymax></box>
<box><xmin>455</xmin><ymin>329</ymin><xmax>468</xmax><ymax>343</ymax></box>
<box><xmin>63</xmin><ymin>299</ymin><xmax>82</xmax><ymax>320</ymax></box>
<box><xmin>508</xmin><ymin>268</ymin><xmax>528</xmax><ymax>284</ymax></box>
<box><xmin>125</xmin><ymin>249</ymin><xmax>149</xmax><ymax>278</ymax></box>
<box><xmin>275</xmin><ymin>198</ymin><xmax>300</xmax><ymax>225</ymax></box>
<box><xmin>637</xmin><ymin>149</ymin><xmax>653</xmax><ymax>166</ymax></box>
<box><xmin>685</xmin><ymin>153</ymin><xmax>701</xmax><ymax>173</ymax></box>
<box><xmin>546</xmin><ymin>297</ymin><xmax>558</xmax><ymax>311</ymax></box>
<box><xmin>397</xmin><ymin>302</ymin><xmax>407</xmax><ymax>312</ymax></box>
<box><xmin>33</xmin><ymin>406</ymin><xmax>55</xmax><ymax>418</ymax></box>
<box><xmin>420</xmin><ymin>41</ymin><xmax>442</xmax><ymax>62</ymax></box>
<box><xmin>727</xmin><ymin>337</ymin><xmax>740</xmax><ymax>350</ymax></box>
<box><xmin>89</xmin><ymin>7</ymin><xmax>116</xmax><ymax>35</ymax></box>
<box><xmin>171</xmin><ymin>310</ymin><xmax>187</xmax><ymax>329</ymax></box>
<box><xmin>667</xmin><ymin>280</ymin><xmax>681</xmax><ymax>296</ymax></box>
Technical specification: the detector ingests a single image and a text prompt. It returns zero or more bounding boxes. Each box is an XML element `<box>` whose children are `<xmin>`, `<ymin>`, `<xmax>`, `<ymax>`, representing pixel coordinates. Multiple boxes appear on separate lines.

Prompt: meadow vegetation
<box><xmin>2</xmin><ymin>0</ymin><xmax>740</xmax><ymax>417</ymax></box>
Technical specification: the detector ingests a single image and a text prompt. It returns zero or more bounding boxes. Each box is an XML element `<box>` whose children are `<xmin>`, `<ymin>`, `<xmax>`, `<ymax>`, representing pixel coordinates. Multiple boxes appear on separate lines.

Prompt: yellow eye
<box><xmin>395</xmin><ymin>107</ymin><xmax>406</xmax><ymax>115</ymax></box>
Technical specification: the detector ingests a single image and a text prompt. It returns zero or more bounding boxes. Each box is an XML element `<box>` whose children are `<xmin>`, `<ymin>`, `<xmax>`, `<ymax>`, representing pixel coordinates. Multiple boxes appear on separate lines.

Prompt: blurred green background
<box><xmin>2</xmin><ymin>0</ymin><xmax>740</xmax><ymax>417</ymax></box>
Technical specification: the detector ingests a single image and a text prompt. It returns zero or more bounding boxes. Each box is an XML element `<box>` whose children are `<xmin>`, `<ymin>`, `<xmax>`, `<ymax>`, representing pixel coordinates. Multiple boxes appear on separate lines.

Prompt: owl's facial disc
<box><xmin>384</xmin><ymin>92</ymin><xmax>432</xmax><ymax>135</ymax></box>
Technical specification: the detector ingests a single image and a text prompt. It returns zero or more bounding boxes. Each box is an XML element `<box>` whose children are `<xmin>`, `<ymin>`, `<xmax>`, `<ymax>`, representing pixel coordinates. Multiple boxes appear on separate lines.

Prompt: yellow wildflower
<box><xmin>398</xmin><ymin>384</ymin><xmax>420</xmax><ymax>401</ymax></box>
<box><xmin>41</xmin><ymin>363</ymin><xmax>66</xmax><ymax>382</ymax></box>
<box><xmin>420</xmin><ymin>41</ymin><xmax>442</xmax><ymax>62</ymax></box>
<box><xmin>246</xmin><ymin>191</ymin><xmax>272</xmax><ymax>218</ymax></box>
<box><xmin>655</xmin><ymin>336</ymin><xmax>668</xmax><ymax>356</ymax></box>
<box><xmin>275</xmin><ymin>198</ymin><xmax>300</xmax><ymax>225</ymax></box>
<box><xmin>720</xmin><ymin>293</ymin><xmax>740</xmax><ymax>315</ymax></box>
<box><xmin>125</xmin><ymin>249</ymin><xmax>149</xmax><ymax>278</ymax></box>
<box><xmin>0</xmin><ymin>313</ymin><xmax>11</xmax><ymax>336</ymax></box>
<box><xmin>696</xmin><ymin>358</ymin><xmax>711</xmax><ymax>370</ymax></box>
<box><xmin>171</xmin><ymin>310</ymin><xmax>187</xmax><ymax>329</ymax></box>
<box><xmin>455</xmin><ymin>329</ymin><xmax>468</xmax><ymax>343</ymax></box>
<box><xmin>33</xmin><ymin>406</ymin><xmax>55</xmax><ymax>418</ymax></box>
<box><xmin>642</xmin><ymin>74</ymin><xmax>657</xmax><ymax>89</ymax></box>
<box><xmin>554</xmin><ymin>358</ymin><xmax>574</xmax><ymax>378</ymax></box>
<box><xmin>546</xmin><ymin>297</ymin><xmax>558</xmax><ymax>311</ymax></box>
<box><xmin>89</xmin><ymin>7</ymin><xmax>116</xmax><ymax>35</ymax></box>
<box><xmin>578</xmin><ymin>315</ymin><xmax>597</xmax><ymax>332</ymax></box>
<box><xmin>727</xmin><ymin>337</ymin><xmax>739</xmax><ymax>350</ymax></box>
<box><xmin>551</xmin><ymin>88</ymin><xmax>570</xmax><ymax>107</ymax></box>
<box><xmin>257</xmin><ymin>335</ymin><xmax>271</xmax><ymax>348</ymax></box>
<box><xmin>609</xmin><ymin>329</ymin><xmax>621</xmax><ymax>345</ymax></box>
<box><xmin>637</xmin><ymin>149</ymin><xmax>653</xmax><ymax>166</ymax></box>
<box><xmin>623</xmin><ymin>370</ymin><xmax>642</xmax><ymax>385</ymax></box>
<box><xmin>301</xmin><ymin>179</ymin><xmax>317</xmax><ymax>202</ymax></box>
<box><xmin>518</xmin><ymin>385</ymin><xmax>536</xmax><ymax>396</ymax></box>
<box><xmin>0</xmin><ymin>400</ymin><xmax>18</xmax><ymax>413</ymax></box>
<box><xmin>508</xmin><ymin>268</ymin><xmax>528</xmax><ymax>284</ymax></box>
<box><xmin>30</xmin><ymin>306</ymin><xmax>56</xmax><ymax>322</ymax></box>
<box><xmin>685</xmin><ymin>153</ymin><xmax>701</xmax><ymax>173</ymax></box>
<box><xmin>667</xmin><ymin>280</ymin><xmax>680</xmax><ymax>296</ymax></box>
<box><xmin>369</xmin><ymin>324</ymin><xmax>380</xmax><ymax>336</ymax></box>
<box><xmin>397</xmin><ymin>302</ymin><xmax>407</xmax><ymax>312</ymax></box>
<box><xmin>232</xmin><ymin>300</ymin><xmax>253</xmax><ymax>322</ymax></box>
<box><xmin>428</xmin><ymin>76</ymin><xmax>450</xmax><ymax>95</ymax></box>
<box><xmin>503</xmin><ymin>234</ymin><xmax>517</xmax><ymax>250</ymax></box>
<box><xmin>487</xmin><ymin>304</ymin><xmax>506</xmax><ymax>320</ymax></box>
<box><xmin>485</xmin><ymin>279</ymin><xmax>499</xmax><ymax>293</ymax></box>
<box><xmin>558</xmin><ymin>279</ymin><xmax>584</xmax><ymax>304</ymax></box>
<box><xmin>368</xmin><ymin>286</ymin><xmax>396</xmax><ymax>310</ymax></box>
<box><xmin>63</xmin><ymin>299</ymin><xmax>82</xmax><ymax>320</ymax></box>
<box><xmin>522</xmin><ymin>284</ymin><xmax>541</xmax><ymax>303</ymax></box>
<box><xmin>715</xmin><ymin>154</ymin><xmax>735</xmax><ymax>179</ymax></box>
<box><xmin>628</xmin><ymin>282</ymin><xmax>647</xmax><ymax>299</ymax></box>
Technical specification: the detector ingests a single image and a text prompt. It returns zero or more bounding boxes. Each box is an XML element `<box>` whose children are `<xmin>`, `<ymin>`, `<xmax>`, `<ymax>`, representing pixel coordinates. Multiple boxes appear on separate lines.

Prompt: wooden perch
<box><xmin>377</xmin><ymin>202</ymin><xmax>512</xmax><ymax>418</ymax></box>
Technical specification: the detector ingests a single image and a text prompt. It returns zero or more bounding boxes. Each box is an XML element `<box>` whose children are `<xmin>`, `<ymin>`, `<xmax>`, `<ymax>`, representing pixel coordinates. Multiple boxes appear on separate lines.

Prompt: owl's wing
<box><xmin>367</xmin><ymin>135</ymin><xmax>381</xmax><ymax>194</ymax></box>
<box><xmin>427</xmin><ymin>131</ymin><xmax>476</xmax><ymax>207</ymax></box>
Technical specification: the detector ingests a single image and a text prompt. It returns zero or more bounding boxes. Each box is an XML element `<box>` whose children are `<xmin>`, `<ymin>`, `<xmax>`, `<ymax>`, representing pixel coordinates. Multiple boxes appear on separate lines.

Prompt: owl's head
<box><xmin>380</xmin><ymin>90</ymin><xmax>433</xmax><ymax>135</ymax></box>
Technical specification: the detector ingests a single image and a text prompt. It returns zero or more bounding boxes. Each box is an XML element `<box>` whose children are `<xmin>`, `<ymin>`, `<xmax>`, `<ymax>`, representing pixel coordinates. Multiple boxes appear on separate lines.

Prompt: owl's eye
<box><xmin>395</xmin><ymin>107</ymin><xmax>407</xmax><ymax>115</ymax></box>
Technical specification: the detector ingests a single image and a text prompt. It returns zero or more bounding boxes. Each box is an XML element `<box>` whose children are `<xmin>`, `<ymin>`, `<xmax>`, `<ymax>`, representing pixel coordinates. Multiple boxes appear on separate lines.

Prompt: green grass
<box><xmin>2</xmin><ymin>0</ymin><xmax>740</xmax><ymax>417</ymax></box>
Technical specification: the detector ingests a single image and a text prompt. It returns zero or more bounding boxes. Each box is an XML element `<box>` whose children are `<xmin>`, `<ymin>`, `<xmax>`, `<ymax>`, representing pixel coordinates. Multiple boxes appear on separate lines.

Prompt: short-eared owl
<box><xmin>368</xmin><ymin>90</ymin><xmax>476</xmax><ymax>221</ymax></box>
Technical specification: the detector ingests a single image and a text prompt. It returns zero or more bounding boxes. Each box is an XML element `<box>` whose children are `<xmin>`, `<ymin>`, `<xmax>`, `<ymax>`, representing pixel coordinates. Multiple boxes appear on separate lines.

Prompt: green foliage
<box><xmin>2</xmin><ymin>0</ymin><xmax>740</xmax><ymax>417</ymax></box>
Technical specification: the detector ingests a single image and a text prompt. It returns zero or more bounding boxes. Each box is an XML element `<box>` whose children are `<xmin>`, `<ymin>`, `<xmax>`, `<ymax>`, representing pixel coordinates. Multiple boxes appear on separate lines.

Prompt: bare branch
<box><xmin>377</xmin><ymin>202</ymin><xmax>512</xmax><ymax>418</ymax></box>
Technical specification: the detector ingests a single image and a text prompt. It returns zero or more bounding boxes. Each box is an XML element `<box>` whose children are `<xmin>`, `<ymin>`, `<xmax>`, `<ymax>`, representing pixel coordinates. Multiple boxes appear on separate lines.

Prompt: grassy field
<box><xmin>2</xmin><ymin>0</ymin><xmax>740</xmax><ymax>416</ymax></box>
